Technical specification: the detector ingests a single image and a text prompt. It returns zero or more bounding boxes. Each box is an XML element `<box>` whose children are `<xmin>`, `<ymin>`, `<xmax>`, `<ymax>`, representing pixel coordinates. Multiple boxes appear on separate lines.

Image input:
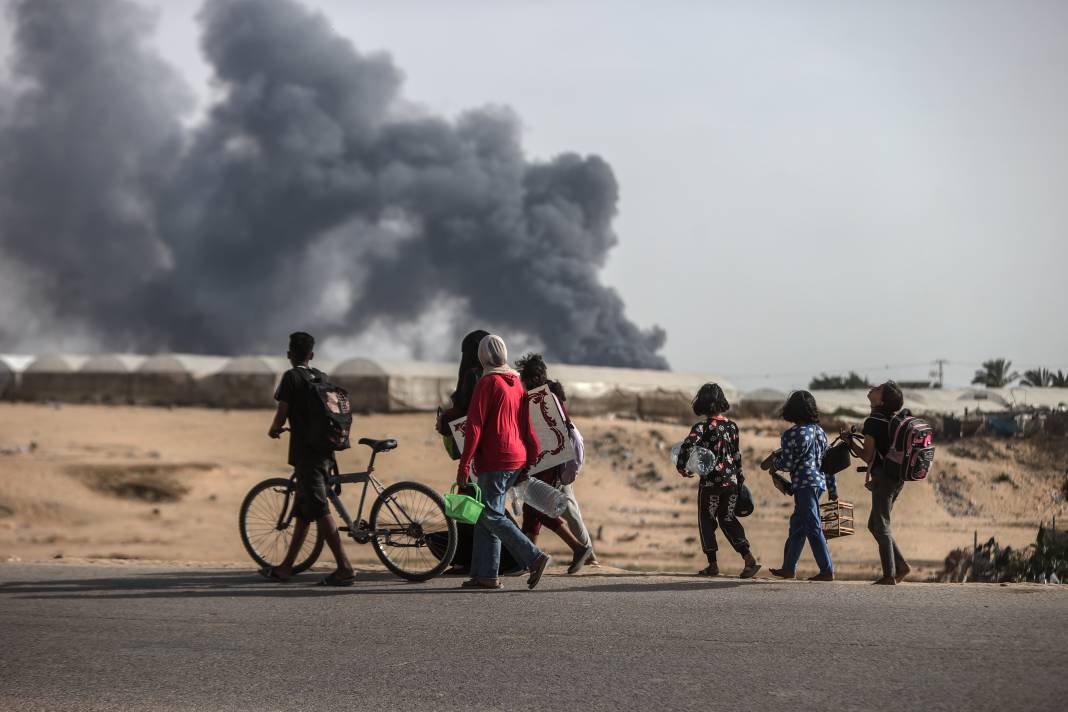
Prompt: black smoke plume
<box><xmin>0</xmin><ymin>0</ymin><xmax>668</xmax><ymax>369</ymax></box>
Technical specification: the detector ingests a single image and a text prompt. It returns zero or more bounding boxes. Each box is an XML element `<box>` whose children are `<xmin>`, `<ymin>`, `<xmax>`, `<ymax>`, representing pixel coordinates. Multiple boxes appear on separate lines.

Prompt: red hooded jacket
<box><xmin>457</xmin><ymin>372</ymin><xmax>540</xmax><ymax>477</ymax></box>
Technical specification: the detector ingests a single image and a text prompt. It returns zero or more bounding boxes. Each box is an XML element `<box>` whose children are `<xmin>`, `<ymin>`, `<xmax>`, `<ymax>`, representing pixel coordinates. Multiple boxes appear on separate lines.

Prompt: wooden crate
<box><xmin>820</xmin><ymin>500</ymin><xmax>855</xmax><ymax>539</ymax></box>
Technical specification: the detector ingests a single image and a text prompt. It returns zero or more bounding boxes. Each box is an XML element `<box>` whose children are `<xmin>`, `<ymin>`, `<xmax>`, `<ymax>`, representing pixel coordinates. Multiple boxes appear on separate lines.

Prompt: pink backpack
<box><xmin>885</xmin><ymin>410</ymin><xmax>935</xmax><ymax>482</ymax></box>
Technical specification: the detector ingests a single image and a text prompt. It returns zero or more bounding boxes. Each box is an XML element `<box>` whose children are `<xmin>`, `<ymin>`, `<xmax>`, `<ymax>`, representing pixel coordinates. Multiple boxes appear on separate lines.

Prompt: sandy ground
<box><xmin>1</xmin><ymin>403</ymin><xmax>1065</xmax><ymax>580</ymax></box>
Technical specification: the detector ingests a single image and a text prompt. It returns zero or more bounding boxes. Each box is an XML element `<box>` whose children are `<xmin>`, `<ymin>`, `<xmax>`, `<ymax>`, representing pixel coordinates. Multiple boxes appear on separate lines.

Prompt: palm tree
<box><xmin>1052</xmin><ymin>370</ymin><xmax>1068</xmax><ymax>388</ymax></box>
<box><xmin>1021</xmin><ymin>368</ymin><xmax>1053</xmax><ymax>387</ymax></box>
<box><xmin>972</xmin><ymin>358</ymin><xmax>1019</xmax><ymax>388</ymax></box>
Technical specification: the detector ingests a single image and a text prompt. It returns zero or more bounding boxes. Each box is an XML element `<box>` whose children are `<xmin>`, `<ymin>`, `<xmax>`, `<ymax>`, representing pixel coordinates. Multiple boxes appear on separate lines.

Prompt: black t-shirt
<box><xmin>275</xmin><ymin>366</ymin><xmax>320</xmax><ymax>466</ymax></box>
<box><xmin>862</xmin><ymin>412</ymin><xmax>893</xmax><ymax>472</ymax></box>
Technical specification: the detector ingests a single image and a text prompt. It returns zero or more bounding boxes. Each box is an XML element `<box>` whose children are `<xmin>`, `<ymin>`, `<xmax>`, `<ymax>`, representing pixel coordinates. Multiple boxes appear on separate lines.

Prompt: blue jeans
<box><xmin>782</xmin><ymin>486</ymin><xmax>833</xmax><ymax>575</ymax></box>
<box><xmin>471</xmin><ymin>469</ymin><xmax>543</xmax><ymax>580</ymax></box>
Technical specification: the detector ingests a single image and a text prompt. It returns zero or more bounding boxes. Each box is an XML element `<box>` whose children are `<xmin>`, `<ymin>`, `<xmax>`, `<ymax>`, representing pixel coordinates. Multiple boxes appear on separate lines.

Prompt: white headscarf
<box><xmin>478</xmin><ymin>334</ymin><xmax>519</xmax><ymax>378</ymax></box>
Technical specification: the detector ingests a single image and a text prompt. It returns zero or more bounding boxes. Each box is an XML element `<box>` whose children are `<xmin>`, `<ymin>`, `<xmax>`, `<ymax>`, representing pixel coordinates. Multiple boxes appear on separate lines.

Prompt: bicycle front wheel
<box><xmin>370</xmin><ymin>481</ymin><xmax>456</xmax><ymax>582</ymax></box>
<box><xmin>239</xmin><ymin>477</ymin><xmax>324</xmax><ymax>574</ymax></box>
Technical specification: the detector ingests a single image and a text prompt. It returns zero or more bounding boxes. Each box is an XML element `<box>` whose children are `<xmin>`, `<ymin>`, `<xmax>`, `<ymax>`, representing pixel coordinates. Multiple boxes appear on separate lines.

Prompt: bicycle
<box><xmin>239</xmin><ymin>436</ymin><xmax>457</xmax><ymax>581</ymax></box>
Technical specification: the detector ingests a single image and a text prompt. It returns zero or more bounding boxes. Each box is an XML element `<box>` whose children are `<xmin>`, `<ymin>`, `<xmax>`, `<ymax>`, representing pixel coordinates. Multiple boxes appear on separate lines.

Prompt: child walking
<box><xmin>843</xmin><ymin>381</ymin><xmax>911</xmax><ymax>585</ymax></box>
<box><xmin>676</xmin><ymin>383</ymin><xmax>761</xmax><ymax>578</ymax></box>
<box><xmin>766</xmin><ymin>390</ymin><xmax>835</xmax><ymax>582</ymax></box>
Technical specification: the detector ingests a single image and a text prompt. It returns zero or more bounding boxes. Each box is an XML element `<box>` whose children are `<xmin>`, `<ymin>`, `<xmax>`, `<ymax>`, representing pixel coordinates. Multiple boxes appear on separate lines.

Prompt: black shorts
<box><xmin>292</xmin><ymin>459</ymin><xmax>332</xmax><ymax>522</ymax></box>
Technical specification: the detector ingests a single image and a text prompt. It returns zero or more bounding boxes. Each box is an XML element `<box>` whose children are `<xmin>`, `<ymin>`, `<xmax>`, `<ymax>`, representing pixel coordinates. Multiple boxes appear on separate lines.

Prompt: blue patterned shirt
<box><xmin>773</xmin><ymin>424</ymin><xmax>836</xmax><ymax>496</ymax></box>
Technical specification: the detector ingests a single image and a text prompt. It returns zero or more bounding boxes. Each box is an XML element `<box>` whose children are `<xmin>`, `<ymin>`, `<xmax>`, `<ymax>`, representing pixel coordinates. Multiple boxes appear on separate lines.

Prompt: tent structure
<box><xmin>736</xmin><ymin>388</ymin><xmax>788</xmax><ymax>417</ymax></box>
<box><xmin>74</xmin><ymin>354</ymin><xmax>143</xmax><ymax>403</ymax></box>
<box><xmin>200</xmin><ymin>356</ymin><xmax>283</xmax><ymax>408</ymax></box>
<box><xmin>0</xmin><ymin>356</ymin><xmax>15</xmax><ymax>400</ymax></box>
<box><xmin>809</xmin><ymin>387</ymin><xmax>1068</xmax><ymax>418</ymax></box>
<box><xmin>132</xmin><ymin>354</ymin><xmax>228</xmax><ymax>405</ymax></box>
<box><xmin>551</xmin><ymin>364</ymin><xmax>735</xmax><ymax>421</ymax></box>
<box><xmin>332</xmin><ymin>359</ymin><xmax>454</xmax><ymax>413</ymax></box>
<box><xmin>16</xmin><ymin>354</ymin><xmax>88</xmax><ymax>402</ymax></box>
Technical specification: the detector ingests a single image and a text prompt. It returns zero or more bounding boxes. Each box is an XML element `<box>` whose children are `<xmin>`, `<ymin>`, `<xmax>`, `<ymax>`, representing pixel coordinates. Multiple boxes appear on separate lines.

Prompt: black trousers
<box><xmin>698</xmin><ymin>481</ymin><xmax>750</xmax><ymax>560</ymax></box>
<box><xmin>867</xmin><ymin>473</ymin><xmax>908</xmax><ymax>577</ymax></box>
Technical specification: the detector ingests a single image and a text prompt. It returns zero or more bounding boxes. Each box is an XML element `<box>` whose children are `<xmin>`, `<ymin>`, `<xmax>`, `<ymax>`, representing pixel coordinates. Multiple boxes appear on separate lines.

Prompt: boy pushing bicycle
<box><xmin>261</xmin><ymin>331</ymin><xmax>356</xmax><ymax>586</ymax></box>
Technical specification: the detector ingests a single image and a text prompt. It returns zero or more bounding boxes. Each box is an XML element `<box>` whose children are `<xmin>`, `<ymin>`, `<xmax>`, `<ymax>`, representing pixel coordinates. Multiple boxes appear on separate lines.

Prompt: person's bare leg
<box><xmin>318</xmin><ymin>513</ymin><xmax>355</xmax><ymax>579</ymax></box>
<box><xmin>550</xmin><ymin>522</ymin><xmax>585</xmax><ymax>555</ymax></box>
<box><xmin>274</xmin><ymin>518</ymin><xmax>311</xmax><ymax>579</ymax></box>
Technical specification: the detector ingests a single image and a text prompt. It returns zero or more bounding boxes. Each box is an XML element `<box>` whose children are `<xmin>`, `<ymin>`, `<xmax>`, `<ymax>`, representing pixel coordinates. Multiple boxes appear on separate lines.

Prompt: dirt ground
<box><xmin>1</xmin><ymin>404</ymin><xmax>1065</xmax><ymax>580</ymax></box>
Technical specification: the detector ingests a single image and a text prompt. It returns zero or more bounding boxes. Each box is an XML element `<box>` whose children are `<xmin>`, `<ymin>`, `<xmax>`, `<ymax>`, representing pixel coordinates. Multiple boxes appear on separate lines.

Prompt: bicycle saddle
<box><xmin>358</xmin><ymin>437</ymin><xmax>398</xmax><ymax>452</ymax></box>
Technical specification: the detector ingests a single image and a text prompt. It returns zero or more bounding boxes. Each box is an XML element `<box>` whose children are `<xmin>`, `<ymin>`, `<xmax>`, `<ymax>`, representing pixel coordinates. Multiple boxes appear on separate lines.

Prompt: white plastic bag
<box><xmin>670</xmin><ymin>442</ymin><xmax>716</xmax><ymax>477</ymax></box>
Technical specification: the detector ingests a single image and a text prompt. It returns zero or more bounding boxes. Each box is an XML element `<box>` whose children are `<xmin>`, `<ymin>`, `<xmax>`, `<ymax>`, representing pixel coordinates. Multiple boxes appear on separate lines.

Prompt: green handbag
<box><xmin>443</xmin><ymin>483</ymin><xmax>484</xmax><ymax>525</ymax></box>
<box><xmin>442</xmin><ymin>433</ymin><xmax>461</xmax><ymax>461</ymax></box>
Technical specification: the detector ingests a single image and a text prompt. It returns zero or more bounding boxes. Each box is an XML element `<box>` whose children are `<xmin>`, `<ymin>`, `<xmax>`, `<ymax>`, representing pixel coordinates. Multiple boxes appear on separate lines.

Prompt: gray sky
<box><xmin>9</xmin><ymin>0</ymin><xmax>1068</xmax><ymax>389</ymax></box>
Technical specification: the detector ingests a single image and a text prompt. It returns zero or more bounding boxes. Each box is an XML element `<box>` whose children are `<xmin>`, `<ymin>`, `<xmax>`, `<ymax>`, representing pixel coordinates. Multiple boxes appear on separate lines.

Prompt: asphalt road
<box><xmin>1</xmin><ymin>563</ymin><xmax>1066</xmax><ymax>712</ymax></box>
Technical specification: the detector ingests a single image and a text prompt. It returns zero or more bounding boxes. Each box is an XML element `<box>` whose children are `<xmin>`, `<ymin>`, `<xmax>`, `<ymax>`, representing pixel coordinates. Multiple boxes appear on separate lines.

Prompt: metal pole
<box><xmin>934</xmin><ymin>359</ymin><xmax>947</xmax><ymax>388</ymax></box>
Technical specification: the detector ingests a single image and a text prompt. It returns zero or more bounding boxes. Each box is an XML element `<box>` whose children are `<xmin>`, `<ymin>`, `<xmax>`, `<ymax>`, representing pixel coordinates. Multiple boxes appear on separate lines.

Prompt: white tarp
<box><xmin>807</xmin><ymin>387</ymin><xmax>1068</xmax><ymax>418</ymax></box>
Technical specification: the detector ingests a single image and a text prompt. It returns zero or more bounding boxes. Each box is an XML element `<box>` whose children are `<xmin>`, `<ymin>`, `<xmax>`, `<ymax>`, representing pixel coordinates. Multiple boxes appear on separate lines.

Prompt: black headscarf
<box><xmin>451</xmin><ymin>329</ymin><xmax>490</xmax><ymax>406</ymax></box>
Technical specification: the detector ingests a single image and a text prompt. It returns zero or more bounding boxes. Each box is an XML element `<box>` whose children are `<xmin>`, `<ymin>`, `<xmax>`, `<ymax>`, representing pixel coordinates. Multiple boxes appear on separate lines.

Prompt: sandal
<box><xmin>461</xmin><ymin>578</ymin><xmax>502</xmax><ymax>589</ymax></box>
<box><xmin>740</xmin><ymin>563</ymin><xmax>762</xmax><ymax>579</ymax></box>
<box><xmin>318</xmin><ymin>572</ymin><xmax>356</xmax><ymax>587</ymax></box>
<box><xmin>567</xmin><ymin>546</ymin><xmax>594</xmax><ymax>575</ymax></box>
<box><xmin>257</xmin><ymin>567</ymin><xmax>291</xmax><ymax>583</ymax></box>
<box><xmin>527</xmin><ymin>554</ymin><xmax>551</xmax><ymax>589</ymax></box>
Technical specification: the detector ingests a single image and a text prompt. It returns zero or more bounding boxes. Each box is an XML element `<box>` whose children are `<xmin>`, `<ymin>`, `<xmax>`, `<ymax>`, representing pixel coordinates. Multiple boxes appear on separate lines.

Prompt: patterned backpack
<box><xmin>884</xmin><ymin>409</ymin><xmax>935</xmax><ymax>481</ymax></box>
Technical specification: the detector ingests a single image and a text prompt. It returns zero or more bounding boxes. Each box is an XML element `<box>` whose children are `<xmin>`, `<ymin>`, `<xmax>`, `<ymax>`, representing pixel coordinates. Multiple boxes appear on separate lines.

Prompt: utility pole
<box><xmin>933</xmin><ymin>358</ymin><xmax>948</xmax><ymax>388</ymax></box>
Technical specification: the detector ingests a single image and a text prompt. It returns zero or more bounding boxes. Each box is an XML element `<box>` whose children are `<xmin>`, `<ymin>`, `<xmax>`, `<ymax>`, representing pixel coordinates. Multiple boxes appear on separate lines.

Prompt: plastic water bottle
<box><xmin>513</xmin><ymin>477</ymin><xmax>567</xmax><ymax>517</ymax></box>
<box><xmin>670</xmin><ymin>442</ymin><xmax>716</xmax><ymax>477</ymax></box>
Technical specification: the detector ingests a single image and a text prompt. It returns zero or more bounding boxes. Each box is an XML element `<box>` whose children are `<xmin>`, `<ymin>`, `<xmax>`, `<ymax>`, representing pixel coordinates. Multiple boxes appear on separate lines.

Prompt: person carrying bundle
<box><xmin>677</xmin><ymin>383</ymin><xmax>761</xmax><ymax>579</ymax></box>
<box><xmin>764</xmin><ymin>390</ymin><xmax>835</xmax><ymax>582</ymax></box>
<box><xmin>515</xmin><ymin>353</ymin><xmax>597</xmax><ymax>574</ymax></box>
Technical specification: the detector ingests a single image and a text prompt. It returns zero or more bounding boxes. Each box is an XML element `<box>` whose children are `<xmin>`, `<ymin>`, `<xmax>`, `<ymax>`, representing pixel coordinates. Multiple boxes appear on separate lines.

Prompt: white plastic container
<box><xmin>512</xmin><ymin>477</ymin><xmax>567</xmax><ymax>517</ymax></box>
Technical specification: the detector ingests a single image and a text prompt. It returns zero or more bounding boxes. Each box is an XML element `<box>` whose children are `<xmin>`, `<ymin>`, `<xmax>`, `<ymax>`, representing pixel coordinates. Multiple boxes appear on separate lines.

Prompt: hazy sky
<box><xmin>7</xmin><ymin>0</ymin><xmax>1068</xmax><ymax>389</ymax></box>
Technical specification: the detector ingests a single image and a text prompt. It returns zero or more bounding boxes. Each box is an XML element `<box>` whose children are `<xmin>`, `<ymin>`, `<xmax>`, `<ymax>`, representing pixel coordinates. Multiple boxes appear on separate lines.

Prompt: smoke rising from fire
<box><xmin>0</xmin><ymin>0</ymin><xmax>668</xmax><ymax>368</ymax></box>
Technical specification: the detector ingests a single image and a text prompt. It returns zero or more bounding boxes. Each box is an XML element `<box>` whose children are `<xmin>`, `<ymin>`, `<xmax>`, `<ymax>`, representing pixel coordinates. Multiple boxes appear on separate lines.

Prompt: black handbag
<box><xmin>735</xmin><ymin>483</ymin><xmax>755</xmax><ymax>517</ymax></box>
<box><xmin>822</xmin><ymin>437</ymin><xmax>853</xmax><ymax>475</ymax></box>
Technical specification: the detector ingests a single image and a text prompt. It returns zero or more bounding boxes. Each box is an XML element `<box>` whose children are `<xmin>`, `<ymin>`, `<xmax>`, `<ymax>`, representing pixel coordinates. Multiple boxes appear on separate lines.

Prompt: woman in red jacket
<box><xmin>457</xmin><ymin>334</ymin><xmax>551</xmax><ymax>590</ymax></box>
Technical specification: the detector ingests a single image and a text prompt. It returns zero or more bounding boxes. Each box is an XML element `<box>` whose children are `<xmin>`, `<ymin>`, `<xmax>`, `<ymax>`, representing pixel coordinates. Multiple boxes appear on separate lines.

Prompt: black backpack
<box><xmin>297</xmin><ymin>368</ymin><xmax>352</xmax><ymax>453</ymax></box>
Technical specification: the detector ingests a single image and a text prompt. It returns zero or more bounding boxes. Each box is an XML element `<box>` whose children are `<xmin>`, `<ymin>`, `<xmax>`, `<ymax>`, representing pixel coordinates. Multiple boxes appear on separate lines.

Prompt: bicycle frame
<box><xmin>274</xmin><ymin>447</ymin><xmax>425</xmax><ymax>546</ymax></box>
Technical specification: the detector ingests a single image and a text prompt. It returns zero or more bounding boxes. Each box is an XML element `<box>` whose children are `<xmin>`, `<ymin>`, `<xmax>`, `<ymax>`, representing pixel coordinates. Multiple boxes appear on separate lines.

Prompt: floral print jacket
<box><xmin>676</xmin><ymin>415</ymin><xmax>743</xmax><ymax>488</ymax></box>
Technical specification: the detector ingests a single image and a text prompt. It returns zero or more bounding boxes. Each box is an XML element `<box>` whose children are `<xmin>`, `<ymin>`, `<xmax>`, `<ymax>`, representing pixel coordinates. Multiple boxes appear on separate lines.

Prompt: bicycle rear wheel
<box><xmin>239</xmin><ymin>477</ymin><xmax>324</xmax><ymax>574</ymax></box>
<box><xmin>370</xmin><ymin>481</ymin><xmax>456</xmax><ymax>581</ymax></box>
